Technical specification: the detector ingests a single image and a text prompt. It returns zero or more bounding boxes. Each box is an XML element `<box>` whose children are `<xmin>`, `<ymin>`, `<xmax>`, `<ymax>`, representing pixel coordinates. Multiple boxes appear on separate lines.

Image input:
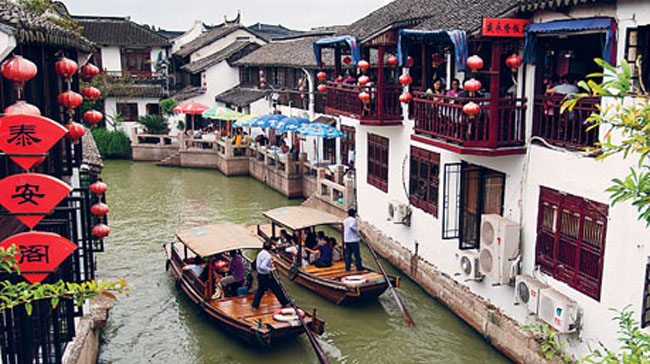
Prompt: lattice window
<box><xmin>367</xmin><ymin>134</ymin><xmax>389</xmax><ymax>192</ymax></box>
<box><xmin>409</xmin><ymin>146</ymin><xmax>440</xmax><ymax>217</ymax></box>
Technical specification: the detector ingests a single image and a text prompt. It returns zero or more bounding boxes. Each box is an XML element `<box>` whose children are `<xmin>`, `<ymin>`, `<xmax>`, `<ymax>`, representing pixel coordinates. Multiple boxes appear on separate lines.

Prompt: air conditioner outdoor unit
<box><xmin>478</xmin><ymin>214</ymin><xmax>520</xmax><ymax>285</ymax></box>
<box><xmin>538</xmin><ymin>287</ymin><xmax>580</xmax><ymax>333</ymax></box>
<box><xmin>514</xmin><ymin>275</ymin><xmax>547</xmax><ymax>315</ymax></box>
<box><xmin>458</xmin><ymin>250</ymin><xmax>482</xmax><ymax>281</ymax></box>
<box><xmin>388</xmin><ymin>200</ymin><xmax>411</xmax><ymax>226</ymax></box>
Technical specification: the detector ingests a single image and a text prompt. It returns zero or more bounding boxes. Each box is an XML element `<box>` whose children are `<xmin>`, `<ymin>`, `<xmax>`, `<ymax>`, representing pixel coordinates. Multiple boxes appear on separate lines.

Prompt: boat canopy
<box><xmin>175</xmin><ymin>223</ymin><xmax>263</xmax><ymax>258</ymax></box>
<box><xmin>263</xmin><ymin>206</ymin><xmax>343</xmax><ymax>231</ymax></box>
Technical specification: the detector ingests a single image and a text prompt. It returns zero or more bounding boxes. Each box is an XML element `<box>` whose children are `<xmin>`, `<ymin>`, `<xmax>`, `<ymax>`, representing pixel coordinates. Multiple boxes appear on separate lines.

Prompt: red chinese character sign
<box><xmin>0</xmin><ymin>114</ymin><xmax>68</xmax><ymax>170</ymax></box>
<box><xmin>482</xmin><ymin>18</ymin><xmax>531</xmax><ymax>38</ymax></box>
<box><xmin>0</xmin><ymin>231</ymin><xmax>77</xmax><ymax>283</ymax></box>
<box><xmin>0</xmin><ymin>173</ymin><xmax>72</xmax><ymax>228</ymax></box>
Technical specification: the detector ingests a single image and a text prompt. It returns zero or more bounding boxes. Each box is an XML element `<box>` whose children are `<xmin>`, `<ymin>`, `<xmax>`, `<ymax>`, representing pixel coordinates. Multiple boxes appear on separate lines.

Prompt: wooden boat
<box><xmin>164</xmin><ymin>223</ymin><xmax>325</xmax><ymax>346</ymax></box>
<box><xmin>254</xmin><ymin>206</ymin><xmax>399</xmax><ymax>304</ymax></box>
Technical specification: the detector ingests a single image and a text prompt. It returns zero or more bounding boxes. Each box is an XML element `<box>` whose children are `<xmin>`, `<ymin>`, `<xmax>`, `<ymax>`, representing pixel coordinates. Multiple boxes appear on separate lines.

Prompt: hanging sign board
<box><xmin>0</xmin><ymin>114</ymin><xmax>68</xmax><ymax>170</ymax></box>
<box><xmin>0</xmin><ymin>173</ymin><xmax>72</xmax><ymax>228</ymax></box>
<box><xmin>482</xmin><ymin>18</ymin><xmax>531</xmax><ymax>38</ymax></box>
<box><xmin>0</xmin><ymin>231</ymin><xmax>77</xmax><ymax>283</ymax></box>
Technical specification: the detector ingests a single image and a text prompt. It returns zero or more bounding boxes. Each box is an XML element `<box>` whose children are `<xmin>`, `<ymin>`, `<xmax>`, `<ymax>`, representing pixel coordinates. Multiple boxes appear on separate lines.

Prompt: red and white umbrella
<box><xmin>173</xmin><ymin>100</ymin><xmax>209</xmax><ymax>130</ymax></box>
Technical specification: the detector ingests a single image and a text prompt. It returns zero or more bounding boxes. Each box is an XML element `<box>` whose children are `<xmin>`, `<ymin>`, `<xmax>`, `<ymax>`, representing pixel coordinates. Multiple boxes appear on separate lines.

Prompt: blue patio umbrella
<box><xmin>233</xmin><ymin>114</ymin><xmax>260</xmax><ymax>128</ymax></box>
<box><xmin>297</xmin><ymin>122</ymin><xmax>345</xmax><ymax>166</ymax></box>
<box><xmin>251</xmin><ymin>114</ymin><xmax>287</xmax><ymax>128</ymax></box>
<box><xmin>273</xmin><ymin>116</ymin><xmax>310</xmax><ymax>132</ymax></box>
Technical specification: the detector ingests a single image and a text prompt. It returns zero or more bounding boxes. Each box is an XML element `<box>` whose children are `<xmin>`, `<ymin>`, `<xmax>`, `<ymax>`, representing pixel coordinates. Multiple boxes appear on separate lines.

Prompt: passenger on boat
<box><xmin>183</xmin><ymin>257</ymin><xmax>206</xmax><ymax>277</ymax></box>
<box><xmin>252</xmin><ymin>240</ymin><xmax>290</xmax><ymax>310</ymax></box>
<box><xmin>218</xmin><ymin>250</ymin><xmax>246</xmax><ymax>297</ymax></box>
<box><xmin>236</xmin><ymin>274</ymin><xmax>252</xmax><ymax>296</ymax></box>
<box><xmin>304</xmin><ymin>231</ymin><xmax>318</xmax><ymax>251</ymax></box>
<box><xmin>306</xmin><ymin>236</ymin><xmax>333</xmax><ymax>268</ymax></box>
<box><xmin>278</xmin><ymin>229</ymin><xmax>292</xmax><ymax>245</ymax></box>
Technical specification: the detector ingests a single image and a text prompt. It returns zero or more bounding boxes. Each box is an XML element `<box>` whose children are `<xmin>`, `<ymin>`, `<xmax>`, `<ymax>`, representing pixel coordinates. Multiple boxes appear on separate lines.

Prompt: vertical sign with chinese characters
<box><xmin>0</xmin><ymin>114</ymin><xmax>69</xmax><ymax>170</ymax></box>
<box><xmin>0</xmin><ymin>231</ymin><xmax>77</xmax><ymax>283</ymax></box>
<box><xmin>482</xmin><ymin>18</ymin><xmax>531</xmax><ymax>38</ymax></box>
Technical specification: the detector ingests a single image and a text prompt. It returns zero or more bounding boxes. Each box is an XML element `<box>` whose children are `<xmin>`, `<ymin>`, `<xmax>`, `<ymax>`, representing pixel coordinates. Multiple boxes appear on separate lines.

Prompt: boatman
<box><xmin>343</xmin><ymin>209</ymin><xmax>364</xmax><ymax>271</ymax></box>
<box><xmin>252</xmin><ymin>240</ymin><xmax>290</xmax><ymax>310</ymax></box>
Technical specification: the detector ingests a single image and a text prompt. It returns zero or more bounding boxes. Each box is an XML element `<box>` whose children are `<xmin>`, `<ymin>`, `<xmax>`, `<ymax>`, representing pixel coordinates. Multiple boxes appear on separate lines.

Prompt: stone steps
<box><xmin>156</xmin><ymin>152</ymin><xmax>181</xmax><ymax>167</ymax></box>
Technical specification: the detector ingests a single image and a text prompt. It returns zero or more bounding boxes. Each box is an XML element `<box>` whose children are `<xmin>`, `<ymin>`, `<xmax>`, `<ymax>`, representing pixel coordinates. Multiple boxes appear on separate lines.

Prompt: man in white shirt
<box><xmin>252</xmin><ymin>240</ymin><xmax>289</xmax><ymax>310</ymax></box>
<box><xmin>343</xmin><ymin>209</ymin><xmax>364</xmax><ymax>271</ymax></box>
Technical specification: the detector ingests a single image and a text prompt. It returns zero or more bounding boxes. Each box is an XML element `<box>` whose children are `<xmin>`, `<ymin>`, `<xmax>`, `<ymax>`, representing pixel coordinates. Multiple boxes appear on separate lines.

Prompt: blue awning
<box><xmin>313</xmin><ymin>36</ymin><xmax>361</xmax><ymax>66</ymax></box>
<box><xmin>524</xmin><ymin>17</ymin><xmax>617</xmax><ymax>65</ymax></box>
<box><xmin>397</xmin><ymin>29</ymin><xmax>468</xmax><ymax>71</ymax></box>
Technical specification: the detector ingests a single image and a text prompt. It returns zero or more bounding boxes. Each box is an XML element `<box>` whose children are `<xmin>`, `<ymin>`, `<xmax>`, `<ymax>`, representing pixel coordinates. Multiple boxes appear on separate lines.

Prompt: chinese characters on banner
<box><xmin>0</xmin><ymin>231</ymin><xmax>77</xmax><ymax>283</ymax></box>
<box><xmin>0</xmin><ymin>114</ymin><xmax>68</xmax><ymax>170</ymax></box>
<box><xmin>0</xmin><ymin>173</ymin><xmax>72</xmax><ymax>228</ymax></box>
<box><xmin>482</xmin><ymin>18</ymin><xmax>531</xmax><ymax>38</ymax></box>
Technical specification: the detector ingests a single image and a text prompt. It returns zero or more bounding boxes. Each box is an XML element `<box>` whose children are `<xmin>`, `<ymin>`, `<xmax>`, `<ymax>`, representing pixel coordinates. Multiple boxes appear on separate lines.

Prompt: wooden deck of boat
<box><xmin>303</xmin><ymin>261</ymin><xmax>384</xmax><ymax>281</ymax></box>
<box><xmin>208</xmin><ymin>291</ymin><xmax>291</xmax><ymax>328</ymax></box>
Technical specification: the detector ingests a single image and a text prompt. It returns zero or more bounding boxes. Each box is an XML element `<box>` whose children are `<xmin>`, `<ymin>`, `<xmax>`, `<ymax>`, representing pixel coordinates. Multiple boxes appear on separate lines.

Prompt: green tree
<box><xmin>563</xmin><ymin>58</ymin><xmax>650</xmax><ymax>225</ymax></box>
<box><xmin>160</xmin><ymin>98</ymin><xmax>178</xmax><ymax>117</ymax></box>
<box><xmin>92</xmin><ymin>128</ymin><xmax>131</xmax><ymax>159</ymax></box>
<box><xmin>138</xmin><ymin>114</ymin><xmax>169</xmax><ymax>135</ymax></box>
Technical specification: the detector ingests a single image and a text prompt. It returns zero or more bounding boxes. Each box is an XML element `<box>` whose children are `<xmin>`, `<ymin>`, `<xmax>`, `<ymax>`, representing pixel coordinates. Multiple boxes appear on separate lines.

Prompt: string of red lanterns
<box><xmin>1</xmin><ymin>55</ymin><xmax>38</xmax><ymax>99</ymax></box>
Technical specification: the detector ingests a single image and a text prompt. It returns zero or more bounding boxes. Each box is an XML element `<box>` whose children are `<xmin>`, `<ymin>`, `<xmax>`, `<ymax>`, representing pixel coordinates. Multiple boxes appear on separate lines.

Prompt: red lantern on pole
<box><xmin>317</xmin><ymin>71</ymin><xmax>327</xmax><ymax>81</ymax></box>
<box><xmin>467</xmin><ymin>55</ymin><xmax>484</xmax><ymax>71</ymax></box>
<box><xmin>406</xmin><ymin>56</ymin><xmax>414</xmax><ymax>68</ymax></box>
<box><xmin>463</xmin><ymin>102</ymin><xmax>480</xmax><ymax>117</ymax></box>
<box><xmin>398</xmin><ymin>74</ymin><xmax>413</xmax><ymax>86</ymax></box>
<box><xmin>1</xmin><ymin>55</ymin><xmax>37</xmax><ymax>86</ymax></box>
<box><xmin>55</xmin><ymin>57</ymin><xmax>78</xmax><ymax>80</ymax></box>
<box><xmin>399</xmin><ymin>92</ymin><xmax>413</xmax><ymax>103</ymax></box>
<box><xmin>358</xmin><ymin>91</ymin><xmax>370</xmax><ymax>103</ymax></box>
<box><xmin>89</xmin><ymin>181</ymin><xmax>107</xmax><ymax>195</ymax></box>
<box><xmin>463</xmin><ymin>78</ymin><xmax>482</xmax><ymax>93</ymax></box>
<box><xmin>342</xmin><ymin>56</ymin><xmax>352</xmax><ymax>65</ymax></box>
<box><xmin>58</xmin><ymin>90</ymin><xmax>83</xmax><ymax>110</ymax></box>
<box><xmin>91</xmin><ymin>202</ymin><xmax>109</xmax><ymax>217</ymax></box>
<box><xmin>358</xmin><ymin>60</ymin><xmax>369</xmax><ymax>71</ymax></box>
<box><xmin>65</xmin><ymin>122</ymin><xmax>86</xmax><ymax>141</ymax></box>
<box><xmin>387</xmin><ymin>55</ymin><xmax>398</xmax><ymax>66</ymax></box>
<box><xmin>81</xmin><ymin>86</ymin><xmax>101</xmax><ymax>101</ymax></box>
<box><xmin>505</xmin><ymin>54</ymin><xmax>523</xmax><ymax>71</ymax></box>
<box><xmin>93</xmin><ymin>223</ymin><xmax>110</xmax><ymax>238</ymax></box>
<box><xmin>317</xmin><ymin>84</ymin><xmax>327</xmax><ymax>93</ymax></box>
<box><xmin>358</xmin><ymin>75</ymin><xmax>370</xmax><ymax>86</ymax></box>
<box><xmin>81</xmin><ymin>63</ymin><xmax>100</xmax><ymax>79</ymax></box>
<box><xmin>83</xmin><ymin>110</ymin><xmax>103</xmax><ymax>125</ymax></box>
<box><xmin>4</xmin><ymin>101</ymin><xmax>41</xmax><ymax>116</ymax></box>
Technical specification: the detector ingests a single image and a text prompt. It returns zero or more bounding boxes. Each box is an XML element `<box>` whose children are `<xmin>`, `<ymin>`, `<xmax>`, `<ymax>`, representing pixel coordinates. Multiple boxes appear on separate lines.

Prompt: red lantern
<box><xmin>91</xmin><ymin>202</ymin><xmax>109</xmax><ymax>216</ymax></box>
<box><xmin>298</xmin><ymin>86</ymin><xmax>305</xmax><ymax>93</ymax></box>
<box><xmin>259</xmin><ymin>70</ymin><xmax>265</xmax><ymax>77</ymax></box>
<box><xmin>317</xmin><ymin>84</ymin><xmax>327</xmax><ymax>92</ymax></box>
<box><xmin>89</xmin><ymin>181</ymin><xmax>107</xmax><ymax>195</ymax></box>
<box><xmin>358</xmin><ymin>75</ymin><xmax>370</xmax><ymax>86</ymax></box>
<box><xmin>358</xmin><ymin>91</ymin><xmax>370</xmax><ymax>102</ymax></box>
<box><xmin>358</xmin><ymin>60</ymin><xmax>369</xmax><ymax>71</ymax></box>
<box><xmin>463</xmin><ymin>78</ymin><xmax>482</xmax><ymax>92</ymax></box>
<box><xmin>317</xmin><ymin>71</ymin><xmax>327</xmax><ymax>81</ymax></box>
<box><xmin>4</xmin><ymin>101</ymin><xmax>41</xmax><ymax>116</ymax></box>
<box><xmin>83</xmin><ymin>110</ymin><xmax>103</xmax><ymax>124</ymax></box>
<box><xmin>505</xmin><ymin>54</ymin><xmax>523</xmax><ymax>70</ymax></box>
<box><xmin>399</xmin><ymin>92</ymin><xmax>413</xmax><ymax>103</ymax></box>
<box><xmin>463</xmin><ymin>102</ymin><xmax>480</xmax><ymax>117</ymax></box>
<box><xmin>467</xmin><ymin>55</ymin><xmax>484</xmax><ymax>71</ymax></box>
<box><xmin>81</xmin><ymin>63</ymin><xmax>100</xmax><ymax>79</ymax></box>
<box><xmin>407</xmin><ymin>56</ymin><xmax>414</xmax><ymax>68</ymax></box>
<box><xmin>93</xmin><ymin>223</ymin><xmax>110</xmax><ymax>238</ymax></box>
<box><xmin>81</xmin><ymin>86</ymin><xmax>101</xmax><ymax>101</ymax></box>
<box><xmin>387</xmin><ymin>55</ymin><xmax>398</xmax><ymax>66</ymax></box>
<box><xmin>398</xmin><ymin>74</ymin><xmax>413</xmax><ymax>86</ymax></box>
<box><xmin>259</xmin><ymin>82</ymin><xmax>266</xmax><ymax>89</ymax></box>
<box><xmin>1</xmin><ymin>55</ymin><xmax>37</xmax><ymax>85</ymax></box>
<box><xmin>55</xmin><ymin>57</ymin><xmax>78</xmax><ymax>79</ymax></box>
<box><xmin>58</xmin><ymin>91</ymin><xmax>83</xmax><ymax>109</ymax></box>
<box><xmin>342</xmin><ymin>56</ymin><xmax>352</xmax><ymax>65</ymax></box>
<box><xmin>65</xmin><ymin>122</ymin><xmax>86</xmax><ymax>141</ymax></box>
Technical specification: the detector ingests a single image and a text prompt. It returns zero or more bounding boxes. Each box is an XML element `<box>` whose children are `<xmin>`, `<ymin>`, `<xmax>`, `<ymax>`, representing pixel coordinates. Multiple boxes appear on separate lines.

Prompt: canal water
<box><xmin>96</xmin><ymin>160</ymin><xmax>511</xmax><ymax>364</ymax></box>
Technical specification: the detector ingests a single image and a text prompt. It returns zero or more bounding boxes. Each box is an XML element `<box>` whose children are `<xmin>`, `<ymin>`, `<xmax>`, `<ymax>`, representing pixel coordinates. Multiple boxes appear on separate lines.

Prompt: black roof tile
<box><xmin>181</xmin><ymin>41</ymin><xmax>260</xmax><ymax>74</ymax></box>
<box><xmin>73</xmin><ymin>16</ymin><xmax>170</xmax><ymax>47</ymax></box>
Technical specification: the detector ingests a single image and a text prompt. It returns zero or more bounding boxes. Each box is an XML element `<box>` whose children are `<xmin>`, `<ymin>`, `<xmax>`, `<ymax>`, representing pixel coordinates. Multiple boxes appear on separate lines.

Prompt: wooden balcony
<box><xmin>532</xmin><ymin>95</ymin><xmax>600</xmax><ymax>150</ymax></box>
<box><xmin>325</xmin><ymin>82</ymin><xmax>402</xmax><ymax>125</ymax></box>
<box><xmin>412</xmin><ymin>93</ymin><xmax>527</xmax><ymax>156</ymax></box>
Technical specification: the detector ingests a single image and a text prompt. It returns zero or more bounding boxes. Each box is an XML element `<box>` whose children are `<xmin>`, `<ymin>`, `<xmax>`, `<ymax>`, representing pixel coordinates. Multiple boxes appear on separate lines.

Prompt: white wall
<box><xmin>101</xmin><ymin>46</ymin><xmax>121</xmax><ymax>73</ymax></box>
<box><xmin>172</xmin><ymin>20</ymin><xmax>205</xmax><ymax>54</ymax></box>
<box><xmin>188</xmin><ymin>28</ymin><xmax>265</xmax><ymax>63</ymax></box>
<box><xmin>104</xmin><ymin>96</ymin><xmax>161</xmax><ymax>140</ymax></box>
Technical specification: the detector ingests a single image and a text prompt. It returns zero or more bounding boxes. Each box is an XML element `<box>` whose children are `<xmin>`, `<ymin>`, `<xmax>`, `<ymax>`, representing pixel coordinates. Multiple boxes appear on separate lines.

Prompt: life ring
<box><xmin>273</xmin><ymin>308</ymin><xmax>305</xmax><ymax>322</ymax></box>
<box><xmin>341</xmin><ymin>275</ymin><xmax>367</xmax><ymax>286</ymax></box>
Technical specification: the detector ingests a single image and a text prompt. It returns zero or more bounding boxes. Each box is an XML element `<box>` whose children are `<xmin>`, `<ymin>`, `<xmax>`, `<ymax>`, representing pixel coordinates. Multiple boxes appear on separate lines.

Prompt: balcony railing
<box><xmin>413</xmin><ymin>93</ymin><xmax>526</xmax><ymax>153</ymax></box>
<box><xmin>532</xmin><ymin>95</ymin><xmax>600</xmax><ymax>150</ymax></box>
<box><xmin>325</xmin><ymin>82</ymin><xmax>402</xmax><ymax>124</ymax></box>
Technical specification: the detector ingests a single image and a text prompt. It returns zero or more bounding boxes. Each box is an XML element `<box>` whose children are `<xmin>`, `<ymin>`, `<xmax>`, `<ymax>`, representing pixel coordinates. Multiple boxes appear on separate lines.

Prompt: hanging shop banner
<box><xmin>0</xmin><ymin>231</ymin><xmax>77</xmax><ymax>283</ymax></box>
<box><xmin>0</xmin><ymin>173</ymin><xmax>72</xmax><ymax>229</ymax></box>
<box><xmin>482</xmin><ymin>18</ymin><xmax>531</xmax><ymax>38</ymax></box>
<box><xmin>0</xmin><ymin>114</ymin><xmax>68</xmax><ymax>171</ymax></box>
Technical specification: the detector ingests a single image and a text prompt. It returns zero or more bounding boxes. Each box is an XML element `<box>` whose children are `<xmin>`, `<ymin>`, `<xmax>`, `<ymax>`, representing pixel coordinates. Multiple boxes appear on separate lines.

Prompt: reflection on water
<box><xmin>97</xmin><ymin>161</ymin><xmax>511</xmax><ymax>364</ymax></box>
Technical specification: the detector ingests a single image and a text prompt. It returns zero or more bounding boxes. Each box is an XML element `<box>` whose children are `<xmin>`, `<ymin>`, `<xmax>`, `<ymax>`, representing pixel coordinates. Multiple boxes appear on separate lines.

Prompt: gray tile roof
<box><xmin>171</xmin><ymin>86</ymin><xmax>206</xmax><ymax>101</ymax></box>
<box><xmin>234</xmin><ymin>35</ymin><xmax>335</xmax><ymax>69</ymax></box>
<box><xmin>215</xmin><ymin>86</ymin><xmax>267</xmax><ymax>107</ymax></box>
<box><xmin>247</xmin><ymin>23</ymin><xmax>305</xmax><ymax>42</ymax></box>
<box><xmin>73</xmin><ymin>16</ymin><xmax>170</xmax><ymax>47</ymax></box>
<box><xmin>175</xmin><ymin>25</ymin><xmax>259</xmax><ymax>58</ymax></box>
<box><xmin>106</xmin><ymin>83</ymin><xmax>165</xmax><ymax>98</ymax></box>
<box><xmin>519</xmin><ymin>0</ymin><xmax>609</xmax><ymax>12</ymax></box>
<box><xmin>181</xmin><ymin>41</ymin><xmax>260</xmax><ymax>74</ymax></box>
<box><xmin>82</xmin><ymin>128</ymin><xmax>103</xmax><ymax>172</ymax></box>
<box><xmin>0</xmin><ymin>0</ymin><xmax>94</xmax><ymax>52</ymax></box>
<box><xmin>416</xmin><ymin>0</ymin><xmax>520</xmax><ymax>33</ymax></box>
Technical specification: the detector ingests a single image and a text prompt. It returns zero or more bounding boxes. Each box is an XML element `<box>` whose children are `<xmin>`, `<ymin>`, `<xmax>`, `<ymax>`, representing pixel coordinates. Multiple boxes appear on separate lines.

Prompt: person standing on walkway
<box><xmin>252</xmin><ymin>240</ymin><xmax>290</xmax><ymax>310</ymax></box>
<box><xmin>343</xmin><ymin>209</ymin><xmax>364</xmax><ymax>271</ymax></box>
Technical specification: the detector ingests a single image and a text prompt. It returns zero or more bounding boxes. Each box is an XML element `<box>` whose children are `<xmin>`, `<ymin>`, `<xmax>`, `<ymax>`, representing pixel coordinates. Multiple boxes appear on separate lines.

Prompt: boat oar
<box><xmin>271</xmin><ymin>269</ymin><xmax>331</xmax><ymax>364</ymax></box>
<box><xmin>361</xmin><ymin>231</ymin><xmax>415</xmax><ymax>327</ymax></box>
